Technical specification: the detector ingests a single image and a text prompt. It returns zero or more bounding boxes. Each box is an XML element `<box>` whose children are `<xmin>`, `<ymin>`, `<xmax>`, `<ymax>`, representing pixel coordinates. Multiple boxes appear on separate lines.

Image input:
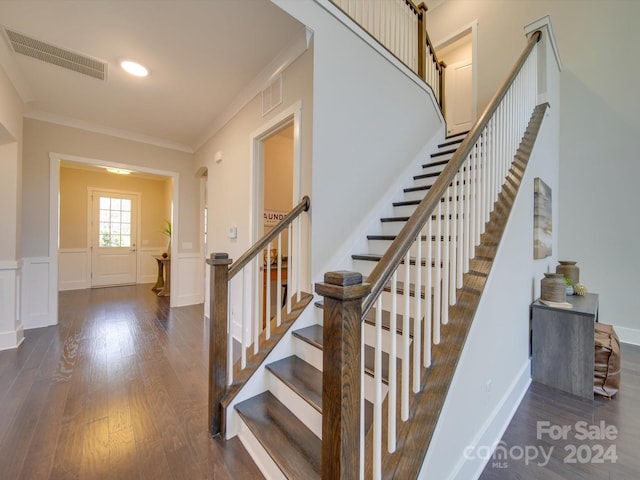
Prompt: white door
<box><xmin>90</xmin><ymin>190</ymin><xmax>138</xmax><ymax>287</ymax></box>
<box><xmin>445</xmin><ymin>59</ymin><xmax>474</xmax><ymax>136</ymax></box>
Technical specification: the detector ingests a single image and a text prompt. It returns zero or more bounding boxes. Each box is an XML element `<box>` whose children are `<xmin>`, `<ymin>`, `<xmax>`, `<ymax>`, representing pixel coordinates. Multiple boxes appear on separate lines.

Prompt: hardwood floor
<box><xmin>3</xmin><ymin>284</ymin><xmax>639</xmax><ymax>479</ymax></box>
<box><xmin>480</xmin><ymin>342</ymin><xmax>640</xmax><ymax>479</ymax></box>
<box><xmin>0</xmin><ymin>284</ymin><xmax>264</xmax><ymax>480</ymax></box>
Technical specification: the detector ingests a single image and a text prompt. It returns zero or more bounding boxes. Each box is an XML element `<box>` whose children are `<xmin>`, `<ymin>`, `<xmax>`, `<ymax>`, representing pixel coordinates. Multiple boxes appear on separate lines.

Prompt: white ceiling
<box><xmin>0</xmin><ymin>0</ymin><xmax>306</xmax><ymax>152</ymax></box>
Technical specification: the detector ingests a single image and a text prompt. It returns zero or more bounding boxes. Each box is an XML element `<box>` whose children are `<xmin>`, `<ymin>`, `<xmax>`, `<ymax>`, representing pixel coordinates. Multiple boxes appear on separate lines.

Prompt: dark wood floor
<box><xmin>2</xmin><ymin>285</ymin><xmax>639</xmax><ymax>479</ymax></box>
<box><xmin>481</xmin><ymin>342</ymin><xmax>640</xmax><ymax>479</ymax></box>
<box><xmin>0</xmin><ymin>284</ymin><xmax>264</xmax><ymax>480</ymax></box>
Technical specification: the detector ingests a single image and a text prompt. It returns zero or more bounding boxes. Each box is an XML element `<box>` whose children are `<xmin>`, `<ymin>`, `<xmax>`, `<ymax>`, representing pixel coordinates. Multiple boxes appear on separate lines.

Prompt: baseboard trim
<box><xmin>614</xmin><ymin>325</ymin><xmax>640</xmax><ymax>346</ymax></box>
<box><xmin>448</xmin><ymin>359</ymin><xmax>532</xmax><ymax>480</ymax></box>
<box><xmin>0</xmin><ymin>327</ymin><xmax>25</xmax><ymax>351</ymax></box>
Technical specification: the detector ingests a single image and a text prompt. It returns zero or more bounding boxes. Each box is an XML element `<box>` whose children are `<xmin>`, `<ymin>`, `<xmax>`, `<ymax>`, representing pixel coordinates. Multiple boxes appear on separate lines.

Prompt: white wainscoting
<box><xmin>138</xmin><ymin>247</ymin><xmax>165</xmax><ymax>285</ymax></box>
<box><xmin>21</xmin><ymin>257</ymin><xmax>57</xmax><ymax>330</ymax></box>
<box><xmin>172</xmin><ymin>253</ymin><xmax>205</xmax><ymax>307</ymax></box>
<box><xmin>0</xmin><ymin>260</ymin><xmax>24</xmax><ymax>350</ymax></box>
<box><xmin>59</xmin><ymin>247</ymin><xmax>167</xmax><ymax>289</ymax></box>
<box><xmin>58</xmin><ymin>249</ymin><xmax>90</xmax><ymax>290</ymax></box>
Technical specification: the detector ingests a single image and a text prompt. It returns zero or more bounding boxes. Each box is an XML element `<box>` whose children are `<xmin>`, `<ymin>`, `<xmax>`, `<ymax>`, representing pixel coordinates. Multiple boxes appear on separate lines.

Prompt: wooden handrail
<box><xmin>228</xmin><ymin>195</ymin><xmax>310</xmax><ymax>279</ymax></box>
<box><xmin>362</xmin><ymin>30</ymin><xmax>542</xmax><ymax>317</ymax></box>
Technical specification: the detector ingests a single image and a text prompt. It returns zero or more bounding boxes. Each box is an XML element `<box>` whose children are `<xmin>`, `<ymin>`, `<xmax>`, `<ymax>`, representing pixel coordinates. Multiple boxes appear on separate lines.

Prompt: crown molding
<box><xmin>24</xmin><ymin>108</ymin><xmax>194</xmax><ymax>153</ymax></box>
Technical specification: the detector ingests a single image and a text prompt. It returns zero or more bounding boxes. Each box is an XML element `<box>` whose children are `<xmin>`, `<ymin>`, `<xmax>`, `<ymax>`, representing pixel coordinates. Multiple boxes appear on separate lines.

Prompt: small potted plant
<box><xmin>564</xmin><ymin>276</ymin><xmax>574</xmax><ymax>295</ymax></box>
<box><xmin>161</xmin><ymin>220</ymin><xmax>172</xmax><ymax>257</ymax></box>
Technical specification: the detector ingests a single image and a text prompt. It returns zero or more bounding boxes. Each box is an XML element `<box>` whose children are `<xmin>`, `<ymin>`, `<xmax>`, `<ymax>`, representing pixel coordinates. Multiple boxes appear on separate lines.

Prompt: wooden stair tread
<box><xmin>266</xmin><ymin>356</ymin><xmax>322</xmax><ymax>412</ymax></box>
<box><xmin>438</xmin><ymin>137</ymin><xmax>465</xmax><ymax>148</ymax></box>
<box><xmin>430</xmin><ymin>147</ymin><xmax>457</xmax><ymax>158</ymax></box>
<box><xmin>421</xmin><ymin>158</ymin><xmax>449</xmax><ymax>169</ymax></box>
<box><xmin>291</xmin><ymin>322</ymin><xmax>407</xmax><ymax>382</ymax></box>
<box><xmin>235</xmin><ymin>391</ymin><xmax>321</xmax><ymax>479</ymax></box>
<box><xmin>352</xmin><ymin>253</ymin><xmax>443</xmax><ymax>270</ymax></box>
<box><xmin>367</xmin><ymin>234</ymin><xmax>454</xmax><ymax>242</ymax></box>
<box><xmin>404</xmin><ymin>184</ymin><xmax>432</xmax><ymax>193</ymax></box>
<box><xmin>414</xmin><ymin>171</ymin><xmax>440</xmax><ymax>180</ymax></box>
<box><xmin>292</xmin><ymin>324</ymin><xmax>323</xmax><ymax>350</ymax></box>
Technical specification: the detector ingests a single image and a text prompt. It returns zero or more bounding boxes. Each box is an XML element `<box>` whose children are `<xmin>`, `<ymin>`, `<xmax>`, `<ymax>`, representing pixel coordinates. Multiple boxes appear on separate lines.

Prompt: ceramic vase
<box><xmin>541</xmin><ymin>273</ymin><xmax>566</xmax><ymax>303</ymax></box>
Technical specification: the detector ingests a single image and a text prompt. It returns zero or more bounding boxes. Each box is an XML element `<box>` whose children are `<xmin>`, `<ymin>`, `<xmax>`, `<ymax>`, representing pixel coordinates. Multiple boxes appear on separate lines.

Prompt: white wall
<box><xmin>20</xmin><ymin>119</ymin><xmax>203</xmax><ymax>326</ymax></box>
<box><xmin>194</xmin><ymin>44</ymin><xmax>313</xmax><ymax>336</ymax></box>
<box><xmin>427</xmin><ymin>0</ymin><xmax>640</xmax><ymax>344</ymax></box>
<box><xmin>273</xmin><ymin>0</ymin><xmax>445</xmax><ymax>280</ymax></box>
<box><xmin>0</xmin><ymin>66</ymin><xmax>24</xmax><ymax>350</ymax></box>
<box><xmin>419</xmin><ymin>25</ymin><xmax>561</xmax><ymax>479</ymax></box>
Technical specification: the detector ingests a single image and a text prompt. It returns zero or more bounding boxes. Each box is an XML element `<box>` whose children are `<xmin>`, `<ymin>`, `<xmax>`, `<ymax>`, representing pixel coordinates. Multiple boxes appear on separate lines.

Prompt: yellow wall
<box><xmin>59</xmin><ymin>165</ymin><xmax>170</xmax><ymax>249</ymax></box>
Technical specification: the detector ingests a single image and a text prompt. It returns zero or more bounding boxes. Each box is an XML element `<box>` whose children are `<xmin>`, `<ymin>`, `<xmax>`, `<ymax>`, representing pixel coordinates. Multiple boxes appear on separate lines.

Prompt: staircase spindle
<box><xmin>402</xmin><ymin>250</ymin><xmax>411</xmax><ymax>420</ymax></box>
<box><xmin>388</xmin><ymin>271</ymin><xmax>398</xmax><ymax>452</ymax></box>
<box><xmin>424</xmin><ymin>218</ymin><xmax>433</xmax><ymax>367</ymax></box>
<box><xmin>413</xmin><ymin>234</ymin><xmax>422</xmax><ymax>392</ymax></box>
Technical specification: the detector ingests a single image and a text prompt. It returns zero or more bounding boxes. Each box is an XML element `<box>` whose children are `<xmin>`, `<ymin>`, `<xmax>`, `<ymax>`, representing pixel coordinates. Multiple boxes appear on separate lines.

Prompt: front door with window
<box><xmin>90</xmin><ymin>190</ymin><xmax>138</xmax><ymax>287</ymax></box>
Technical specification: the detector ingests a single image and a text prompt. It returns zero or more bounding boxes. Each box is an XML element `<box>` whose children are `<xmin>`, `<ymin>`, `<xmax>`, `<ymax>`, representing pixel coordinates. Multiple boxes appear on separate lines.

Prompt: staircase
<box><xmin>233</xmin><ymin>132</ymin><xmax>466</xmax><ymax>479</ymax></box>
<box><xmin>211</xmin><ymin>25</ymin><xmax>550</xmax><ymax>479</ymax></box>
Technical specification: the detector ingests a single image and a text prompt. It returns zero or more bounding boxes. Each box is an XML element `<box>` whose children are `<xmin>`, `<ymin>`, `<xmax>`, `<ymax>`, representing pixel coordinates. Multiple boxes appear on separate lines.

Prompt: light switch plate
<box><xmin>228</xmin><ymin>226</ymin><xmax>237</xmax><ymax>239</ymax></box>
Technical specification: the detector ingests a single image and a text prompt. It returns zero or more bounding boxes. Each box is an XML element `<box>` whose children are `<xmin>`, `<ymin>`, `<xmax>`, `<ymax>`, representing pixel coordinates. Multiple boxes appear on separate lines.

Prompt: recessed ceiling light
<box><xmin>105</xmin><ymin>167</ymin><xmax>132</xmax><ymax>175</ymax></box>
<box><xmin>120</xmin><ymin>60</ymin><xmax>149</xmax><ymax>77</ymax></box>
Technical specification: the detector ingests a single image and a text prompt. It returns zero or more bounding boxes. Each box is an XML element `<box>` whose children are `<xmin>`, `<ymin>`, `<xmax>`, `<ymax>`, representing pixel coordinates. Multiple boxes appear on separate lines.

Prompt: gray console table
<box><xmin>531</xmin><ymin>293</ymin><xmax>599</xmax><ymax>400</ymax></box>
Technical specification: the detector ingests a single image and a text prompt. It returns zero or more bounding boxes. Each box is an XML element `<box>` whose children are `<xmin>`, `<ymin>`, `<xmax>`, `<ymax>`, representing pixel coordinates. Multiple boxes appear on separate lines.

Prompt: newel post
<box><xmin>207</xmin><ymin>252</ymin><xmax>232</xmax><ymax>437</ymax></box>
<box><xmin>315</xmin><ymin>271</ymin><xmax>371</xmax><ymax>480</ymax></box>
<box><xmin>417</xmin><ymin>2</ymin><xmax>428</xmax><ymax>81</ymax></box>
<box><xmin>439</xmin><ymin>60</ymin><xmax>447</xmax><ymax>110</ymax></box>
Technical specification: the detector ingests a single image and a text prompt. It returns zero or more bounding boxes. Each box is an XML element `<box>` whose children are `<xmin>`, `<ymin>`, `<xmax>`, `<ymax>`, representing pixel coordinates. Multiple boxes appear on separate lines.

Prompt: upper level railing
<box><xmin>317</xmin><ymin>31</ymin><xmax>542</xmax><ymax>478</ymax></box>
<box><xmin>331</xmin><ymin>0</ymin><xmax>446</xmax><ymax>108</ymax></box>
<box><xmin>207</xmin><ymin>195</ymin><xmax>310</xmax><ymax>436</ymax></box>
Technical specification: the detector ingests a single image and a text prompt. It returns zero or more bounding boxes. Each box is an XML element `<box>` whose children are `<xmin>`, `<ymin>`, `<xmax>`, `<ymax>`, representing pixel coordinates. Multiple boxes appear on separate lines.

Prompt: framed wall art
<box><xmin>533</xmin><ymin>177</ymin><xmax>552</xmax><ymax>259</ymax></box>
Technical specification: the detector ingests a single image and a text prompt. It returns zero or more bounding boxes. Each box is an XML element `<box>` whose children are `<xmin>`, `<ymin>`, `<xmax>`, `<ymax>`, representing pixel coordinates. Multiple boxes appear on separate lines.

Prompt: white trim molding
<box><xmin>0</xmin><ymin>260</ymin><xmax>24</xmax><ymax>350</ymax></box>
<box><xmin>58</xmin><ymin>249</ymin><xmax>91</xmax><ymax>291</ymax></box>
<box><xmin>171</xmin><ymin>253</ymin><xmax>205</xmax><ymax>307</ymax></box>
<box><xmin>525</xmin><ymin>15</ymin><xmax>563</xmax><ymax>72</ymax></box>
<box><xmin>21</xmin><ymin>257</ymin><xmax>57</xmax><ymax>330</ymax></box>
<box><xmin>615</xmin><ymin>326</ymin><xmax>640</xmax><ymax>346</ymax></box>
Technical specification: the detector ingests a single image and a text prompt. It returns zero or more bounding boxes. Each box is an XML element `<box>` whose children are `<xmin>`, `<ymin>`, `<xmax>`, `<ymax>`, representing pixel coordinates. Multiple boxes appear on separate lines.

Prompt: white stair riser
<box><xmin>403</xmin><ymin>189</ymin><xmax>429</xmax><ymax>203</ymax></box>
<box><xmin>381</xmin><ymin>221</ymin><xmax>406</xmax><ymax>236</ymax></box>
<box><xmin>412</xmin><ymin>175</ymin><xmax>439</xmax><ymax>189</ymax></box>
<box><xmin>363</xmin><ymin>322</ymin><xmax>411</xmax><ymax>361</ymax></box>
<box><xmin>422</xmin><ymin>163</ymin><xmax>448</xmax><ymax>175</ymax></box>
<box><xmin>393</xmin><ymin>203</ymin><xmax>419</xmax><ymax>217</ymax></box>
<box><xmin>353</xmin><ymin>257</ymin><xmax>447</xmax><ymax>284</ymax></box>
<box><xmin>293</xmin><ymin>334</ymin><xmax>323</xmax><ymax>372</ymax></box>
<box><xmin>367</xmin><ymin>237</ymin><xmax>459</xmax><ymax>256</ymax></box>
<box><xmin>237</xmin><ymin>420</ymin><xmax>288</xmax><ymax>480</ymax></box>
<box><xmin>267</xmin><ymin>370</ymin><xmax>323</xmax><ymax>439</ymax></box>
<box><xmin>380</xmin><ymin>289</ymin><xmax>436</xmax><ymax>318</ymax></box>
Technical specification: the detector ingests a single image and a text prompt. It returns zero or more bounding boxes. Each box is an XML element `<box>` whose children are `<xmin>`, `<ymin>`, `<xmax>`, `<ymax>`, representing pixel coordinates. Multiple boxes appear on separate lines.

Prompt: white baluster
<box><xmin>287</xmin><ymin>223</ymin><xmax>292</xmax><ymax>314</ymax></box>
<box><xmin>424</xmin><ymin>218</ymin><xmax>432</xmax><ymax>367</ymax></box>
<box><xmin>241</xmin><ymin>268</ymin><xmax>247</xmax><ymax>369</ymax></box>
<box><xmin>442</xmin><ymin>192</ymin><xmax>450</xmax><ymax>325</ymax></box>
<box><xmin>433</xmin><ymin>201</ymin><xmax>441</xmax><ymax>342</ymax></box>
<box><xmin>413</xmin><ymin>235</ymin><xmax>422</xmax><ymax>392</ymax></box>
<box><xmin>265</xmin><ymin>242</ymin><xmax>271</xmax><ymax>339</ymax></box>
<box><xmin>374</xmin><ymin>295</ymin><xmax>383</xmax><ymax>478</ymax></box>
<box><xmin>277</xmin><ymin>233</ymin><xmax>282</xmax><ymax>326</ymax></box>
<box><xmin>388</xmin><ymin>271</ymin><xmax>397</xmax><ymax>452</ymax></box>
<box><xmin>402</xmin><ymin>250</ymin><xmax>410</xmax><ymax>419</ymax></box>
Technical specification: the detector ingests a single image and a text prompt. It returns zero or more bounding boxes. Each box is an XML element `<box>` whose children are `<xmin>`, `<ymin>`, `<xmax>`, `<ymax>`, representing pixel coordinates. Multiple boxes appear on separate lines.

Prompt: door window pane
<box><xmin>98</xmin><ymin>195</ymin><xmax>133</xmax><ymax>247</ymax></box>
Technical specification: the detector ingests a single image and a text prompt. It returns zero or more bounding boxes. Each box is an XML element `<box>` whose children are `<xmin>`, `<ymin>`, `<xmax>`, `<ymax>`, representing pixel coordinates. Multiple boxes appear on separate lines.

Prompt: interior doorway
<box><xmin>49</xmin><ymin>153</ymin><xmax>180</xmax><ymax>322</ymax></box>
<box><xmin>260</xmin><ymin>123</ymin><xmax>294</xmax><ymax>317</ymax></box>
<box><xmin>436</xmin><ymin>23</ymin><xmax>477</xmax><ymax>136</ymax></box>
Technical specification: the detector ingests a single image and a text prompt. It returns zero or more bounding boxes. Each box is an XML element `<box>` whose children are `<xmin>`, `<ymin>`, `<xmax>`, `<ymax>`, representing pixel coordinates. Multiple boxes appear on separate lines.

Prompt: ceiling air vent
<box><xmin>4</xmin><ymin>28</ymin><xmax>107</xmax><ymax>80</ymax></box>
<box><xmin>262</xmin><ymin>75</ymin><xmax>282</xmax><ymax>116</ymax></box>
